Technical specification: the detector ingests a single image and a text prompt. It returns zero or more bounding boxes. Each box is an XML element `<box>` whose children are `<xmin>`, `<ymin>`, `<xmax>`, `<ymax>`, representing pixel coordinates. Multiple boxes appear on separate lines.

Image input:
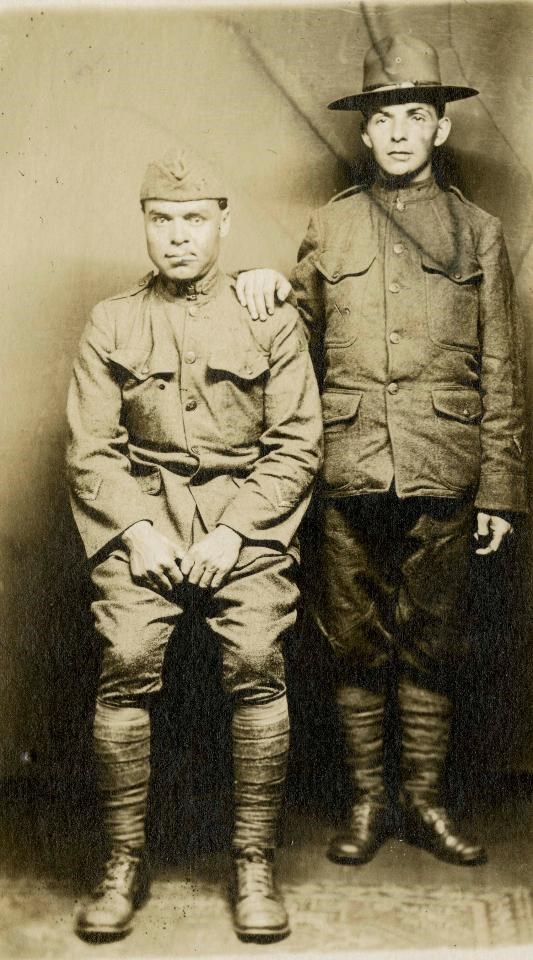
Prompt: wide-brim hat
<box><xmin>328</xmin><ymin>34</ymin><xmax>478</xmax><ymax>112</ymax></box>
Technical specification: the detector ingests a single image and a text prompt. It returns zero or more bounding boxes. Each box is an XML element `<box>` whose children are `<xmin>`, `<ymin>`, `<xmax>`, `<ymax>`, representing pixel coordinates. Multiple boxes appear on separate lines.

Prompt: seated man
<box><xmin>66</xmin><ymin>146</ymin><xmax>322</xmax><ymax>943</ymax></box>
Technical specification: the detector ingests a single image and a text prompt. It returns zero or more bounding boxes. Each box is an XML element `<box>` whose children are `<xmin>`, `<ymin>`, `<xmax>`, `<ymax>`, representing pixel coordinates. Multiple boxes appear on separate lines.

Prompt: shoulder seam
<box><xmin>328</xmin><ymin>183</ymin><xmax>367</xmax><ymax>204</ymax></box>
<box><xmin>107</xmin><ymin>272</ymin><xmax>154</xmax><ymax>301</ymax></box>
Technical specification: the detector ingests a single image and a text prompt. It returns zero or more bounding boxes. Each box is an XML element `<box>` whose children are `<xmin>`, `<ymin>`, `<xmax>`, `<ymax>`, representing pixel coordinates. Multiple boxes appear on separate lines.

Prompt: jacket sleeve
<box><xmin>217</xmin><ymin>305</ymin><xmax>323</xmax><ymax>546</ymax></box>
<box><xmin>289</xmin><ymin>212</ymin><xmax>327</xmax><ymax>381</ymax></box>
<box><xmin>475</xmin><ymin>218</ymin><xmax>527</xmax><ymax>513</ymax></box>
<box><xmin>66</xmin><ymin>302</ymin><xmax>154</xmax><ymax>558</ymax></box>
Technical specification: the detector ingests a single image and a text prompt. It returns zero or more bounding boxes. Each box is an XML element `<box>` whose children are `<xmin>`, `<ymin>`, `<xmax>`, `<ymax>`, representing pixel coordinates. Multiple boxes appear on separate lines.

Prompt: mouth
<box><xmin>165</xmin><ymin>255</ymin><xmax>196</xmax><ymax>264</ymax></box>
<box><xmin>388</xmin><ymin>152</ymin><xmax>412</xmax><ymax>159</ymax></box>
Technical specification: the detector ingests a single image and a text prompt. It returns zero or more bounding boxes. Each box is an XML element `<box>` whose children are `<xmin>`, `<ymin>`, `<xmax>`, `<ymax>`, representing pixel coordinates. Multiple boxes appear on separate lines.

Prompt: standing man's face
<box><xmin>361</xmin><ymin>101</ymin><xmax>451</xmax><ymax>181</ymax></box>
<box><xmin>144</xmin><ymin>198</ymin><xmax>230</xmax><ymax>282</ymax></box>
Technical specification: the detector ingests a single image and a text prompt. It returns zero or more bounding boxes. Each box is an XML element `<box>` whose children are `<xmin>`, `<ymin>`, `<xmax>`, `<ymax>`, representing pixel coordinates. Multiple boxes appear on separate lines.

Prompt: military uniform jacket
<box><xmin>291</xmin><ymin>176</ymin><xmax>527</xmax><ymax>513</ymax></box>
<box><xmin>67</xmin><ymin>269</ymin><xmax>323</xmax><ymax>559</ymax></box>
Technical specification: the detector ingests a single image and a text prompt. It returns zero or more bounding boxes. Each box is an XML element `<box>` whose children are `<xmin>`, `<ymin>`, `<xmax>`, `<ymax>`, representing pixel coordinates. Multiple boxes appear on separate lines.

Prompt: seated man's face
<box><xmin>144</xmin><ymin>198</ymin><xmax>230</xmax><ymax>282</ymax></box>
<box><xmin>361</xmin><ymin>101</ymin><xmax>450</xmax><ymax>181</ymax></box>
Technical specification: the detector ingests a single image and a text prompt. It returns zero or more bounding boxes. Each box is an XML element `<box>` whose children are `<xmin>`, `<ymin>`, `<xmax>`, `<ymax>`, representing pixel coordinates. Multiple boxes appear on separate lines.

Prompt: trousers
<box><xmin>91</xmin><ymin>536</ymin><xmax>298</xmax><ymax>707</ymax></box>
<box><xmin>316</xmin><ymin>490</ymin><xmax>474</xmax><ymax>688</ymax></box>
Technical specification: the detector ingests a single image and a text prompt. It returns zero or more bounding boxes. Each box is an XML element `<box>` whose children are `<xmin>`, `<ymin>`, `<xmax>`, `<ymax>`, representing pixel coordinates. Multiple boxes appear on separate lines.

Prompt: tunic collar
<box><xmin>154</xmin><ymin>263</ymin><xmax>221</xmax><ymax>302</ymax></box>
<box><xmin>371</xmin><ymin>173</ymin><xmax>440</xmax><ymax>207</ymax></box>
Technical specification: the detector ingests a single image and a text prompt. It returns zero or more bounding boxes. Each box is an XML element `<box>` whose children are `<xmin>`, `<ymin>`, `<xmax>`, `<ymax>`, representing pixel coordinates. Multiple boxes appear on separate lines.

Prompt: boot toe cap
<box><xmin>234</xmin><ymin>894</ymin><xmax>290</xmax><ymax>942</ymax></box>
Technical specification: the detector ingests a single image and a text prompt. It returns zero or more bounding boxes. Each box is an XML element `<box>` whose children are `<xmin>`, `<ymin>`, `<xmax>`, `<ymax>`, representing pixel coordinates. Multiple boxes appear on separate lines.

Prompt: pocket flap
<box><xmin>314</xmin><ymin>250</ymin><xmax>376</xmax><ymax>283</ymax></box>
<box><xmin>207</xmin><ymin>350</ymin><xmax>270</xmax><ymax>381</ymax></box>
<box><xmin>73</xmin><ymin>475</ymin><xmax>102</xmax><ymax>501</ymax></box>
<box><xmin>432</xmin><ymin>390</ymin><xmax>482</xmax><ymax>423</ymax></box>
<box><xmin>108</xmin><ymin>348</ymin><xmax>178</xmax><ymax>380</ymax></box>
<box><xmin>421</xmin><ymin>253</ymin><xmax>483</xmax><ymax>285</ymax></box>
<box><xmin>322</xmin><ymin>391</ymin><xmax>362</xmax><ymax>426</ymax></box>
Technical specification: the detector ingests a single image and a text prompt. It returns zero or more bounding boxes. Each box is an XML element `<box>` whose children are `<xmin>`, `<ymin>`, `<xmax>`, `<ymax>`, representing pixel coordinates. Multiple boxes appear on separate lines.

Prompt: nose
<box><xmin>390</xmin><ymin>116</ymin><xmax>408</xmax><ymax>142</ymax></box>
<box><xmin>169</xmin><ymin>219</ymin><xmax>190</xmax><ymax>245</ymax></box>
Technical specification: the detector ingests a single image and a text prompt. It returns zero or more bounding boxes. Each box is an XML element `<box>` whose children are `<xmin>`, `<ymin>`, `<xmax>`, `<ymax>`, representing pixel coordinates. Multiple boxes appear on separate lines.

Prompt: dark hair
<box><xmin>140</xmin><ymin>197</ymin><xmax>228</xmax><ymax>210</ymax></box>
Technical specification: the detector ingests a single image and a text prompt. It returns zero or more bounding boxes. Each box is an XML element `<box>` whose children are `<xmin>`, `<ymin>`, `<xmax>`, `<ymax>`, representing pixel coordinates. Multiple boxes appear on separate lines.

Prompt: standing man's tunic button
<box><xmin>393</xmin><ymin>243</ymin><xmax>405</xmax><ymax>255</ymax></box>
<box><xmin>389</xmin><ymin>282</ymin><xmax>400</xmax><ymax>294</ymax></box>
<box><xmin>387</xmin><ymin>382</ymin><xmax>399</xmax><ymax>395</ymax></box>
<box><xmin>389</xmin><ymin>331</ymin><xmax>401</xmax><ymax>344</ymax></box>
<box><xmin>184</xmin><ymin>351</ymin><xmax>196</xmax><ymax>364</ymax></box>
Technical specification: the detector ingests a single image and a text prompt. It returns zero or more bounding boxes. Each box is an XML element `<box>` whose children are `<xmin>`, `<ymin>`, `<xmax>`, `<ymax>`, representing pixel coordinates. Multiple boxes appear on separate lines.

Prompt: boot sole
<box><xmin>235</xmin><ymin>924</ymin><xmax>291</xmax><ymax>943</ymax></box>
<box><xmin>75</xmin><ymin>922</ymin><xmax>132</xmax><ymax>943</ymax></box>
<box><xmin>402</xmin><ymin>831</ymin><xmax>488</xmax><ymax>866</ymax></box>
<box><xmin>327</xmin><ymin>849</ymin><xmax>377</xmax><ymax>865</ymax></box>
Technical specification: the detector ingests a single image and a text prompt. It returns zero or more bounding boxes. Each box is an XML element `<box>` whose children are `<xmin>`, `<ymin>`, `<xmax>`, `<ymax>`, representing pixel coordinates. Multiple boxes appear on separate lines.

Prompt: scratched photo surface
<box><xmin>0</xmin><ymin>1</ymin><xmax>532</xmax><ymax>958</ymax></box>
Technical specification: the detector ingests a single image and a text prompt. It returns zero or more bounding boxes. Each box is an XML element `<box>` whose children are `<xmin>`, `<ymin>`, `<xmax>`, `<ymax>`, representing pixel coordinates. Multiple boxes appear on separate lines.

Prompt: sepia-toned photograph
<box><xmin>0</xmin><ymin>0</ymin><xmax>532</xmax><ymax>957</ymax></box>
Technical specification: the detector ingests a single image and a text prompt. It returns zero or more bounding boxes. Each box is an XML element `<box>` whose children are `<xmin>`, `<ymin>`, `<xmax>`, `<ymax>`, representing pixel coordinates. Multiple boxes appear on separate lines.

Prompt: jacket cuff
<box><xmin>474</xmin><ymin>472</ymin><xmax>528</xmax><ymax>514</ymax></box>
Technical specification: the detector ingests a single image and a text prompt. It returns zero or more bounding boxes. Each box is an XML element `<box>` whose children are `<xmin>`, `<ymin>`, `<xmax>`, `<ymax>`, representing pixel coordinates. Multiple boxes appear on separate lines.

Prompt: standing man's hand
<box><xmin>235</xmin><ymin>269</ymin><xmax>292</xmax><ymax>321</ymax></box>
<box><xmin>180</xmin><ymin>525</ymin><xmax>243</xmax><ymax>589</ymax></box>
<box><xmin>474</xmin><ymin>511</ymin><xmax>514</xmax><ymax>555</ymax></box>
<box><xmin>122</xmin><ymin>520</ymin><xmax>184</xmax><ymax>593</ymax></box>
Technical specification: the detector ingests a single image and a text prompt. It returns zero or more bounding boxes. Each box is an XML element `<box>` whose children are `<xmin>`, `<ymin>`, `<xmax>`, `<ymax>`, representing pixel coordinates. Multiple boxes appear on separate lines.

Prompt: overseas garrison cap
<box><xmin>328</xmin><ymin>34</ymin><xmax>478</xmax><ymax>111</ymax></box>
<box><xmin>140</xmin><ymin>145</ymin><xmax>227</xmax><ymax>203</ymax></box>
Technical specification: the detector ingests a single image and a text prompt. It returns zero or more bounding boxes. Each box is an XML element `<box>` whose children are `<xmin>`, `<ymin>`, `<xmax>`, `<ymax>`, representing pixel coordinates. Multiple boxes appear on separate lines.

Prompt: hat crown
<box><xmin>141</xmin><ymin>145</ymin><xmax>227</xmax><ymax>203</ymax></box>
<box><xmin>363</xmin><ymin>34</ymin><xmax>441</xmax><ymax>91</ymax></box>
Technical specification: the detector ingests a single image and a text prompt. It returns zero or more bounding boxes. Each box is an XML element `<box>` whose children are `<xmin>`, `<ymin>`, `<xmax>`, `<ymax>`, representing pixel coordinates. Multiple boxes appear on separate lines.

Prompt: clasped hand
<box><xmin>122</xmin><ymin>521</ymin><xmax>243</xmax><ymax>593</ymax></box>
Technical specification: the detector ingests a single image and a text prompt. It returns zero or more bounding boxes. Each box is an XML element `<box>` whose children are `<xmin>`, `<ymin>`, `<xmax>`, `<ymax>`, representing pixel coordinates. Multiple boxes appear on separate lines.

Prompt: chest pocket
<box><xmin>422</xmin><ymin>254</ymin><xmax>483</xmax><ymax>351</ymax></box>
<box><xmin>108</xmin><ymin>348</ymin><xmax>178</xmax><ymax>444</ymax></box>
<box><xmin>207</xmin><ymin>348</ymin><xmax>270</xmax><ymax>446</ymax></box>
<box><xmin>314</xmin><ymin>250</ymin><xmax>377</xmax><ymax>347</ymax></box>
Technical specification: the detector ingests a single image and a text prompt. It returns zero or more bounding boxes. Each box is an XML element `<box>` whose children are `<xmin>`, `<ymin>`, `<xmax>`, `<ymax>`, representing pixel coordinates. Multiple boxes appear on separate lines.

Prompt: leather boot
<box><xmin>328</xmin><ymin>685</ymin><xmax>392</xmax><ymax>864</ymax></box>
<box><xmin>75</xmin><ymin>701</ymin><xmax>152</xmax><ymax>940</ymax></box>
<box><xmin>233</xmin><ymin>847</ymin><xmax>290</xmax><ymax>943</ymax></box>
<box><xmin>398</xmin><ymin>680</ymin><xmax>487</xmax><ymax>866</ymax></box>
<box><xmin>76</xmin><ymin>846</ymin><xmax>149</xmax><ymax>941</ymax></box>
<box><xmin>231</xmin><ymin>696</ymin><xmax>290</xmax><ymax>942</ymax></box>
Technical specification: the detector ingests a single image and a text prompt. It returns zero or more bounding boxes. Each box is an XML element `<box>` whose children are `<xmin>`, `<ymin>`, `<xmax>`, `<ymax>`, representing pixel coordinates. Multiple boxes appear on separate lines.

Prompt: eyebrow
<box><xmin>376</xmin><ymin>106</ymin><xmax>431</xmax><ymax>117</ymax></box>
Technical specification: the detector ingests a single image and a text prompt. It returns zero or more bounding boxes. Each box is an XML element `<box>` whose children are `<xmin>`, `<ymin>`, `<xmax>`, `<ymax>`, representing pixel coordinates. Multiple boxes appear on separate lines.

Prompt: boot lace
<box><xmin>236</xmin><ymin>848</ymin><xmax>273</xmax><ymax>900</ymax></box>
<box><xmin>94</xmin><ymin>849</ymin><xmax>140</xmax><ymax>898</ymax></box>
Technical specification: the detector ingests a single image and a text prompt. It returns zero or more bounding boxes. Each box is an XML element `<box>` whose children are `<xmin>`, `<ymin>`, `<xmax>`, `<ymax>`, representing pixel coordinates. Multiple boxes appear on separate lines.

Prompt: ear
<box><xmin>361</xmin><ymin>129</ymin><xmax>372</xmax><ymax>150</ymax></box>
<box><xmin>219</xmin><ymin>207</ymin><xmax>231</xmax><ymax>238</ymax></box>
<box><xmin>434</xmin><ymin>115</ymin><xmax>451</xmax><ymax>148</ymax></box>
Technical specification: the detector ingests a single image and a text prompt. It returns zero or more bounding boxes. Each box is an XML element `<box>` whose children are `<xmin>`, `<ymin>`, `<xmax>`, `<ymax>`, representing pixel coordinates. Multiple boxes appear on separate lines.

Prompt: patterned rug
<box><xmin>1</xmin><ymin>875</ymin><xmax>533</xmax><ymax>956</ymax></box>
<box><xmin>149</xmin><ymin>879</ymin><xmax>533</xmax><ymax>952</ymax></box>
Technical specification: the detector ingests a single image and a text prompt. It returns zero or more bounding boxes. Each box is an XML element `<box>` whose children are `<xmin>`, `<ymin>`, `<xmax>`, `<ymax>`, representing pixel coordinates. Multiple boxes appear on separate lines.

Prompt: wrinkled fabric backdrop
<box><xmin>0</xmin><ymin>2</ymin><xmax>531</xmax><ymax>797</ymax></box>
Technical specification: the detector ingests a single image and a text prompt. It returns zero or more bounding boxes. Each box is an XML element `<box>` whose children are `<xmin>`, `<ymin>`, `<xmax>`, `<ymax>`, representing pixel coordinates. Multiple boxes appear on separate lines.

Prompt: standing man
<box><xmin>67</xmin><ymin>146</ymin><xmax>322</xmax><ymax>942</ymax></box>
<box><xmin>236</xmin><ymin>35</ymin><xmax>526</xmax><ymax>867</ymax></box>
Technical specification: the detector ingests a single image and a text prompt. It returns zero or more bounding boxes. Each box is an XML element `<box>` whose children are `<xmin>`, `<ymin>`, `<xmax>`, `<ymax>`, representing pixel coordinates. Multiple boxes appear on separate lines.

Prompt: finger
<box><xmin>147</xmin><ymin>569</ymin><xmax>173</xmax><ymax>593</ymax></box>
<box><xmin>254</xmin><ymin>280</ymin><xmax>269</xmax><ymax>322</ymax></box>
<box><xmin>244</xmin><ymin>287</ymin><xmax>259</xmax><ymax>321</ymax></box>
<box><xmin>210</xmin><ymin>568</ymin><xmax>227</xmax><ymax>590</ymax></box>
<box><xmin>235</xmin><ymin>274</ymin><xmax>247</xmax><ymax>307</ymax></box>
<box><xmin>165</xmin><ymin>562</ymin><xmax>184</xmax><ymax>588</ymax></box>
<box><xmin>180</xmin><ymin>553</ymin><xmax>193</xmax><ymax>577</ymax></box>
<box><xmin>278</xmin><ymin>277</ymin><xmax>292</xmax><ymax>302</ymax></box>
<box><xmin>476</xmin><ymin>513</ymin><xmax>490</xmax><ymax>538</ymax></box>
<box><xmin>197</xmin><ymin>566</ymin><xmax>216</xmax><ymax>590</ymax></box>
<box><xmin>264</xmin><ymin>282</ymin><xmax>276</xmax><ymax>317</ymax></box>
<box><xmin>488</xmin><ymin>527</ymin><xmax>506</xmax><ymax>554</ymax></box>
<box><xmin>185</xmin><ymin>561</ymin><xmax>204</xmax><ymax>586</ymax></box>
<box><xmin>475</xmin><ymin>532</ymin><xmax>501</xmax><ymax>556</ymax></box>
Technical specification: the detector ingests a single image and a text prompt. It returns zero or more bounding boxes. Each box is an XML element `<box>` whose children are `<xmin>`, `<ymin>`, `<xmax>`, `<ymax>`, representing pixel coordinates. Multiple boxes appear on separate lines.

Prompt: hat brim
<box><xmin>328</xmin><ymin>84</ymin><xmax>479</xmax><ymax>111</ymax></box>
